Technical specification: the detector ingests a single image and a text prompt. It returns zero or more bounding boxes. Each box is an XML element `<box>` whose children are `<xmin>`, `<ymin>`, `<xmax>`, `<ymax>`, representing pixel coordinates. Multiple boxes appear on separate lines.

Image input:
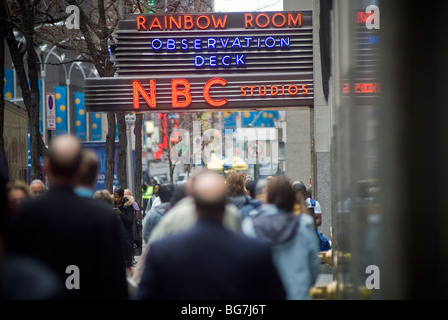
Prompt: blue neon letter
<box><xmin>209</xmin><ymin>55</ymin><xmax>217</xmax><ymax>67</ymax></box>
<box><xmin>222</xmin><ymin>55</ymin><xmax>231</xmax><ymax>67</ymax></box>
<box><xmin>151</xmin><ymin>39</ymin><xmax>163</xmax><ymax>50</ymax></box>
<box><xmin>220</xmin><ymin>38</ymin><xmax>229</xmax><ymax>48</ymax></box>
<box><xmin>194</xmin><ymin>39</ymin><xmax>202</xmax><ymax>50</ymax></box>
<box><xmin>181</xmin><ymin>39</ymin><xmax>189</xmax><ymax>50</ymax></box>
<box><xmin>236</xmin><ymin>55</ymin><xmax>245</xmax><ymax>65</ymax></box>
<box><xmin>231</xmin><ymin>37</ymin><xmax>242</xmax><ymax>48</ymax></box>
<box><xmin>280</xmin><ymin>37</ymin><xmax>290</xmax><ymax>47</ymax></box>
<box><xmin>207</xmin><ymin>38</ymin><xmax>217</xmax><ymax>49</ymax></box>
<box><xmin>265</xmin><ymin>37</ymin><xmax>276</xmax><ymax>48</ymax></box>
<box><xmin>167</xmin><ymin>39</ymin><xmax>176</xmax><ymax>50</ymax></box>
<box><xmin>195</xmin><ymin>55</ymin><xmax>205</xmax><ymax>67</ymax></box>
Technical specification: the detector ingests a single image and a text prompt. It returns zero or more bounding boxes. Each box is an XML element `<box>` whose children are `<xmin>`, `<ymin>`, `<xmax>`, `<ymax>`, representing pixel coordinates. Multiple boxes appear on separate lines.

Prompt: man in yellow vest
<box><xmin>142</xmin><ymin>184</ymin><xmax>153</xmax><ymax>218</ymax></box>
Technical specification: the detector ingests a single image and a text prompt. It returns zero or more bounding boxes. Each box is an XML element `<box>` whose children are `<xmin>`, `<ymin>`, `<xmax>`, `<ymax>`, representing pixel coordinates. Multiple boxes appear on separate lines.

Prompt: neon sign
<box><xmin>147</xmin><ymin>35</ymin><xmax>292</xmax><ymax>70</ymax></box>
<box><xmin>241</xmin><ymin>84</ymin><xmax>308</xmax><ymax>97</ymax></box>
<box><xmin>204</xmin><ymin>78</ymin><xmax>228</xmax><ymax>107</ymax></box>
<box><xmin>127</xmin><ymin>77</ymin><xmax>311</xmax><ymax>111</ymax></box>
<box><xmin>136</xmin><ymin>12</ymin><xmax>302</xmax><ymax>31</ymax></box>
<box><xmin>342</xmin><ymin>82</ymin><xmax>381</xmax><ymax>94</ymax></box>
<box><xmin>149</xmin><ymin>37</ymin><xmax>291</xmax><ymax>50</ymax></box>
<box><xmin>84</xmin><ymin>12</ymin><xmax>314</xmax><ymax>112</ymax></box>
<box><xmin>137</xmin><ymin>14</ymin><xmax>229</xmax><ymax>30</ymax></box>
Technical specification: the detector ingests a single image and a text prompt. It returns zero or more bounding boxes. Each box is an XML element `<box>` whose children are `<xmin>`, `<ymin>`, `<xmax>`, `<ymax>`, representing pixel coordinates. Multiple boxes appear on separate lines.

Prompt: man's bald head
<box><xmin>46</xmin><ymin>135</ymin><xmax>82</xmax><ymax>183</ymax></box>
<box><xmin>192</xmin><ymin>170</ymin><xmax>227</xmax><ymax>220</ymax></box>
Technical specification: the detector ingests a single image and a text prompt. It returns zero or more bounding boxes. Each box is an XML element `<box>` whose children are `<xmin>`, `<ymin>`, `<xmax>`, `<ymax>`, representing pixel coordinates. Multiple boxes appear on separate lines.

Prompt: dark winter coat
<box><xmin>116</xmin><ymin>197</ymin><xmax>135</xmax><ymax>267</ymax></box>
<box><xmin>5</xmin><ymin>186</ymin><xmax>128</xmax><ymax>300</ymax></box>
<box><xmin>138</xmin><ymin>220</ymin><xmax>286</xmax><ymax>300</ymax></box>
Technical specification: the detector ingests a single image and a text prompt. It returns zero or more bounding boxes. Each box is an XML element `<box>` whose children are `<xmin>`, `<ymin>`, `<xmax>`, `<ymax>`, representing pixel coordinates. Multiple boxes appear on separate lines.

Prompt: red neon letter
<box><xmin>184</xmin><ymin>15</ymin><xmax>194</xmax><ymax>29</ymax></box>
<box><xmin>196</xmin><ymin>15</ymin><xmax>210</xmax><ymax>29</ymax></box>
<box><xmin>204</xmin><ymin>78</ymin><xmax>227</xmax><ymax>107</ymax></box>
<box><xmin>133</xmin><ymin>80</ymin><xmax>156</xmax><ymax>109</ymax></box>
<box><xmin>256</xmin><ymin>13</ymin><xmax>270</xmax><ymax>28</ymax></box>
<box><xmin>357</xmin><ymin>12</ymin><xmax>373</xmax><ymax>24</ymax></box>
<box><xmin>248</xmin><ymin>86</ymin><xmax>255</xmax><ymax>96</ymax></box>
<box><xmin>212</xmin><ymin>14</ymin><xmax>228</xmax><ymax>29</ymax></box>
<box><xmin>245</xmin><ymin>14</ymin><xmax>254</xmax><ymax>28</ymax></box>
<box><xmin>172</xmin><ymin>79</ymin><xmax>191</xmax><ymax>108</ymax></box>
<box><xmin>288</xmin><ymin>13</ymin><xmax>302</xmax><ymax>27</ymax></box>
<box><xmin>137</xmin><ymin>16</ymin><xmax>146</xmax><ymax>30</ymax></box>
<box><xmin>149</xmin><ymin>17</ymin><xmax>163</xmax><ymax>30</ymax></box>
<box><xmin>302</xmin><ymin>84</ymin><xmax>308</xmax><ymax>94</ymax></box>
<box><xmin>169</xmin><ymin>16</ymin><xmax>181</xmax><ymax>30</ymax></box>
<box><xmin>272</xmin><ymin>13</ymin><xmax>286</xmax><ymax>28</ymax></box>
<box><xmin>288</xmin><ymin>84</ymin><xmax>298</xmax><ymax>95</ymax></box>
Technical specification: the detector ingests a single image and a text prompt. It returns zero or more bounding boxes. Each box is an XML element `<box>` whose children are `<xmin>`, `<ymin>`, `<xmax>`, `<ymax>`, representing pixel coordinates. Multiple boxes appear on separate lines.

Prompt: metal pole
<box><xmin>41</xmin><ymin>70</ymin><xmax>47</xmax><ymax>143</ymax></box>
<box><xmin>66</xmin><ymin>78</ymin><xmax>71</xmax><ymax>135</ymax></box>
<box><xmin>125</xmin><ymin>114</ymin><xmax>136</xmax><ymax>195</ymax></box>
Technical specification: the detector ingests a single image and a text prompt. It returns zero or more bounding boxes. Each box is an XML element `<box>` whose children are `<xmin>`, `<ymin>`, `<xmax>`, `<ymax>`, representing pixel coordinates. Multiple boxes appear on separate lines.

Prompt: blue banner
<box><xmin>91</xmin><ymin>112</ymin><xmax>102</xmax><ymax>141</ymax></box>
<box><xmin>223</xmin><ymin>111</ymin><xmax>237</xmax><ymax>129</ymax></box>
<box><xmin>55</xmin><ymin>86</ymin><xmax>67</xmax><ymax>135</ymax></box>
<box><xmin>74</xmin><ymin>92</ymin><xmax>86</xmax><ymax>139</ymax></box>
<box><xmin>4</xmin><ymin>69</ymin><xmax>13</xmax><ymax>100</ymax></box>
<box><xmin>242</xmin><ymin>111</ymin><xmax>278</xmax><ymax>128</ymax></box>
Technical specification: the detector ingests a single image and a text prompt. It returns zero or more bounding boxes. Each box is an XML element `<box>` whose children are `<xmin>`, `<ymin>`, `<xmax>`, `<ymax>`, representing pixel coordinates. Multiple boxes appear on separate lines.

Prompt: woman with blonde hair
<box><xmin>93</xmin><ymin>189</ymin><xmax>114</xmax><ymax>206</ymax></box>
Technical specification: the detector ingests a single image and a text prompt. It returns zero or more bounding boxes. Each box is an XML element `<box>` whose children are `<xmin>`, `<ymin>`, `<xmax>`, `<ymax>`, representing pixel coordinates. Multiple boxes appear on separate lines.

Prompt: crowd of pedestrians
<box><xmin>0</xmin><ymin>134</ymin><xmax>327</xmax><ymax>300</ymax></box>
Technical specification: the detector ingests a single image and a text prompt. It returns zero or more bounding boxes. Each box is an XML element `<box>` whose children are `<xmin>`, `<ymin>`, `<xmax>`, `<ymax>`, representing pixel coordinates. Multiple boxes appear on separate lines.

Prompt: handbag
<box><xmin>317</xmin><ymin>230</ymin><xmax>331</xmax><ymax>251</ymax></box>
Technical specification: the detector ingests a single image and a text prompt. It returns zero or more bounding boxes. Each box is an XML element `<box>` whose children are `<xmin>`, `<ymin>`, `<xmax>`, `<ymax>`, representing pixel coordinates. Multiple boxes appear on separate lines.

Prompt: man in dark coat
<box><xmin>6</xmin><ymin>135</ymin><xmax>128</xmax><ymax>300</ymax></box>
<box><xmin>137</xmin><ymin>170</ymin><xmax>286</xmax><ymax>300</ymax></box>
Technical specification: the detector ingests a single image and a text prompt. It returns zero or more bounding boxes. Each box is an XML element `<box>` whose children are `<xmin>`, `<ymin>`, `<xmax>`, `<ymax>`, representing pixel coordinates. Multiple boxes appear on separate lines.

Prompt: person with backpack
<box><xmin>293</xmin><ymin>181</ymin><xmax>331</xmax><ymax>252</ymax></box>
